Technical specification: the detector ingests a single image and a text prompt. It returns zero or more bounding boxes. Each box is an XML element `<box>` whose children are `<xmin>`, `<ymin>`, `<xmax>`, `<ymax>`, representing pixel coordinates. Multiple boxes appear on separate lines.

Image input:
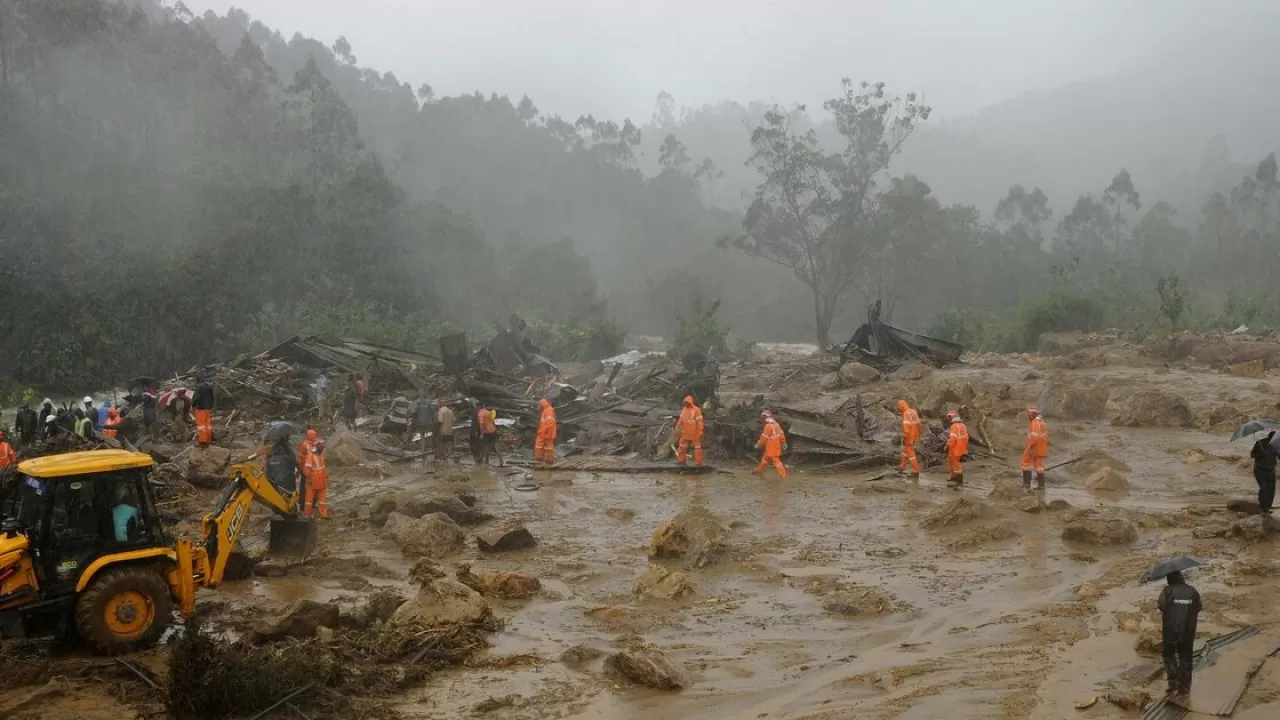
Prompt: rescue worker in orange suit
<box><xmin>754</xmin><ymin>410</ymin><xmax>788</xmax><ymax>479</ymax></box>
<box><xmin>896</xmin><ymin>399</ymin><xmax>921</xmax><ymax>479</ymax></box>
<box><xmin>303</xmin><ymin>437</ymin><xmax>329</xmax><ymax>518</ymax></box>
<box><xmin>1021</xmin><ymin>407</ymin><xmax>1049</xmax><ymax>490</ymax></box>
<box><xmin>296</xmin><ymin>428</ymin><xmax>317</xmax><ymax>477</ymax></box>
<box><xmin>676</xmin><ymin>395</ymin><xmax>705</xmax><ymax>466</ymax></box>
<box><xmin>535</xmin><ymin>398</ymin><xmax>557</xmax><ymax>466</ymax></box>
<box><xmin>104</xmin><ymin>407</ymin><xmax>121</xmax><ymax>439</ymax></box>
<box><xmin>0</xmin><ymin>431</ymin><xmax>16</xmax><ymax>470</ymax></box>
<box><xmin>945</xmin><ymin>411</ymin><xmax>969</xmax><ymax>488</ymax></box>
<box><xmin>192</xmin><ymin>380</ymin><xmax>215</xmax><ymax>446</ymax></box>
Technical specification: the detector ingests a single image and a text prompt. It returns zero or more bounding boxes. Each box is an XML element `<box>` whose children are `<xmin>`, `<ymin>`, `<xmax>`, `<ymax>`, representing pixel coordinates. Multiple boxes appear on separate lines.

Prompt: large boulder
<box><xmin>1227</xmin><ymin>498</ymin><xmax>1262</xmax><ymax>514</ymax></box>
<box><xmin>649</xmin><ymin>506</ymin><xmax>730</xmax><ymax>569</ymax></box>
<box><xmin>604</xmin><ymin>649</ymin><xmax>689</xmax><ymax>690</ymax></box>
<box><xmin>187</xmin><ymin>445</ymin><xmax>232</xmax><ymax>488</ymax></box>
<box><xmin>1037</xmin><ymin>382</ymin><xmax>1110</xmax><ymax>421</ymax></box>
<box><xmin>838</xmin><ymin>362</ymin><xmax>881</xmax><ymax>388</ymax></box>
<box><xmin>1226</xmin><ymin>514</ymin><xmax>1279</xmax><ymax>542</ymax></box>
<box><xmin>1062</xmin><ymin>511</ymin><xmax>1138</xmax><ymax>545</ymax></box>
<box><xmin>368</xmin><ymin>496</ymin><xmax>399</xmax><ymax>528</ymax></box>
<box><xmin>253</xmin><ymin>599</ymin><xmax>340</xmax><ymax>640</ymax></box>
<box><xmin>633</xmin><ymin>565</ymin><xmax>693</xmax><ymax>600</ymax></box>
<box><xmin>384</xmin><ymin>512</ymin><xmax>465</xmax><ymax>559</ymax></box>
<box><xmin>391</xmin><ymin>575</ymin><xmax>491</xmax><ymax>628</ymax></box>
<box><xmin>1084</xmin><ymin>467</ymin><xmax>1130</xmax><ymax>492</ymax></box>
<box><xmin>327</xmin><ymin>429</ymin><xmax>364</xmax><ymax>466</ymax></box>
<box><xmin>457</xmin><ymin>565</ymin><xmax>541</xmax><ymax>599</ymax></box>
<box><xmin>397</xmin><ymin>493</ymin><xmax>493</xmax><ymax>525</ymax></box>
<box><xmin>476</xmin><ymin>523</ymin><xmax>537</xmax><ymax>553</ymax></box>
<box><xmin>1112</xmin><ymin>389</ymin><xmax>1194</xmax><ymax>428</ymax></box>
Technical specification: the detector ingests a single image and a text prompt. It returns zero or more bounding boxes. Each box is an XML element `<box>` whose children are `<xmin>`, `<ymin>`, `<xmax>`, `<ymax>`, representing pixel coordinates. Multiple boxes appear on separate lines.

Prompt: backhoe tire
<box><xmin>75</xmin><ymin>567</ymin><xmax>173</xmax><ymax>655</ymax></box>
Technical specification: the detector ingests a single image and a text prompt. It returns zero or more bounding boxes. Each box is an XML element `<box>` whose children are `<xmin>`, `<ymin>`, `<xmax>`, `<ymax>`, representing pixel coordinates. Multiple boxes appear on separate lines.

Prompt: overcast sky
<box><xmin>187</xmin><ymin>1</ymin><xmax>1264</xmax><ymax>123</ymax></box>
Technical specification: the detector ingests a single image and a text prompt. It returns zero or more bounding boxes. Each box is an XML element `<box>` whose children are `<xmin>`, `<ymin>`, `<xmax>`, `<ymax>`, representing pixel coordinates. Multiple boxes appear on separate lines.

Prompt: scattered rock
<box><xmin>944</xmin><ymin>522</ymin><xmax>1019</xmax><ymax>551</ymax></box>
<box><xmin>822</xmin><ymin>586</ymin><xmax>903</xmax><ymax>616</ymax></box>
<box><xmin>477</xmin><ymin>523</ymin><xmax>538</xmax><ymax>553</ymax></box>
<box><xmin>633</xmin><ymin>565</ymin><xmax>693</xmax><ymax>600</ymax></box>
<box><xmin>396</xmin><ymin>493</ymin><xmax>493</xmax><ymax>525</ymax></box>
<box><xmin>473</xmin><ymin>695</ymin><xmax>519</xmax><ymax>714</ymax></box>
<box><xmin>920</xmin><ymin>496</ymin><xmax>990</xmax><ymax>529</ymax></box>
<box><xmin>1112</xmin><ymin>389</ymin><xmax>1193</xmax><ymax>428</ymax></box>
<box><xmin>391</xmin><ymin>571</ymin><xmax>491</xmax><ymax>628</ymax></box>
<box><xmin>649</xmin><ymin>506</ymin><xmax>730</xmax><ymax>569</ymax></box>
<box><xmin>1186</xmin><ymin>449</ymin><xmax>1207</xmax><ymax>463</ymax></box>
<box><xmin>1037</xmin><ymin>382</ymin><xmax>1110</xmax><ymax>421</ymax></box>
<box><xmin>560</xmin><ymin>644</ymin><xmax>605</xmax><ymax>667</ymax></box>
<box><xmin>1019</xmin><ymin>496</ymin><xmax>1047</xmax><ymax>513</ymax></box>
<box><xmin>1134</xmin><ymin>621</ymin><xmax>1163</xmax><ymax>655</ymax></box>
<box><xmin>368</xmin><ymin>497</ymin><xmax>398</xmax><ymax>528</ymax></box>
<box><xmin>1062</xmin><ymin>511</ymin><xmax>1139</xmax><ymax>545</ymax></box>
<box><xmin>1068</xmin><ymin>448</ymin><xmax>1132</xmax><ymax>477</ymax></box>
<box><xmin>466</xmin><ymin>568</ymin><xmax>541</xmax><ymax>600</ymax></box>
<box><xmin>253</xmin><ymin>599</ymin><xmax>340</xmax><ymax>640</ymax></box>
<box><xmin>384</xmin><ymin>511</ymin><xmax>466</xmax><ymax>559</ymax></box>
<box><xmin>357</xmin><ymin>588</ymin><xmax>408</xmax><ymax>626</ymax></box>
<box><xmin>838</xmin><ymin>362</ymin><xmax>881</xmax><ymax>387</ymax></box>
<box><xmin>820</xmin><ymin>372</ymin><xmax>842</xmax><ymax>392</ymax></box>
<box><xmin>1075</xmin><ymin>582</ymin><xmax>1103</xmax><ymax>600</ymax></box>
<box><xmin>1227</xmin><ymin>498</ymin><xmax>1262</xmax><ymax>514</ymax></box>
<box><xmin>327</xmin><ymin>429</ymin><xmax>364</xmax><ymax>466</ymax></box>
<box><xmin>1193</xmin><ymin>521</ymin><xmax>1231</xmax><ymax>539</ymax></box>
<box><xmin>1227</xmin><ymin>514</ymin><xmax>1278</xmax><ymax>541</ymax></box>
<box><xmin>187</xmin><ymin>445</ymin><xmax>232</xmax><ymax>488</ymax></box>
<box><xmin>605</xmin><ymin>649</ymin><xmax>689</xmax><ymax>690</ymax></box>
<box><xmin>605</xmin><ymin>507</ymin><xmax>636</xmax><ymax>522</ymax></box>
<box><xmin>1046</xmin><ymin>499</ymin><xmax>1072</xmax><ymax>511</ymax></box>
<box><xmin>1084</xmin><ymin>467</ymin><xmax>1130</xmax><ymax>492</ymax></box>
<box><xmin>1105</xmin><ymin>687</ymin><xmax>1152</xmax><ymax>711</ymax></box>
<box><xmin>252</xmin><ymin>560</ymin><xmax>288</xmax><ymax>578</ymax></box>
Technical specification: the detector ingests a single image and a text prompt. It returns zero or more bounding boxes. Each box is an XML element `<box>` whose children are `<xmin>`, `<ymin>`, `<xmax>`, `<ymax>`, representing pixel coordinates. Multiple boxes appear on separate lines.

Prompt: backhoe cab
<box><xmin>0</xmin><ymin>449</ymin><xmax>314</xmax><ymax>654</ymax></box>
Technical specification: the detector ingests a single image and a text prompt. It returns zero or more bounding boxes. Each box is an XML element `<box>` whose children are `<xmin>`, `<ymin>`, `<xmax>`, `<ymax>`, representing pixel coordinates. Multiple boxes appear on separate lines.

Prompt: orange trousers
<box><xmin>1020</xmin><ymin>450</ymin><xmax>1046</xmax><ymax>473</ymax></box>
<box><xmin>534</xmin><ymin>439</ymin><xmax>555</xmax><ymax>464</ymax></box>
<box><xmin>755</xmin><ymin>453</ymin><xmax>788</xmax><ymax>479</ymax></box>
<box><xmin>899</xmin><ymin>443</ymin><xmax>920</xmax><ymax>473</ymax></box>
<box><xmin>304</xmin><ymin>483</ymin><xmax>328</xmax><ymax>518</ymax></box>
<box><xmin>947</xmin><ymin>454</ymin><xmax>964</xmax><ymax>478</ymax></box>
<box><xmin>677</xmin><ymin>439</ymin><xmax>703</xmax><ymax>466</ymax></box>
<box><xmin>194</xmin><ymin>408</ymin><xmax>213</xmax><ymax>444</ymax></box>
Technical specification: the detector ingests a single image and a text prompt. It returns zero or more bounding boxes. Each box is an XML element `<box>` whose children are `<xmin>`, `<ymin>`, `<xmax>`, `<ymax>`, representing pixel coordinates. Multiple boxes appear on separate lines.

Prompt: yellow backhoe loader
<box><xmin>0</xmin><ymin>449</ymin><xmax>315</xmax><ymax>654</ymax></box>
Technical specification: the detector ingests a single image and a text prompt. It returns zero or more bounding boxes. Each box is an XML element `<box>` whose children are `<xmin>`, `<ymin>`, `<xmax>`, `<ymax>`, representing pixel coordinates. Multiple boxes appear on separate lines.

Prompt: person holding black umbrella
<box><xmin>1158</xmin><ymin>570</ymin><xmax>1202</xmax><ymax>700</ymax></box>
<box><xmin>1250</xmin><ymin>430</ymin><xmax>1277</xmax><ymax>514</ymax></box>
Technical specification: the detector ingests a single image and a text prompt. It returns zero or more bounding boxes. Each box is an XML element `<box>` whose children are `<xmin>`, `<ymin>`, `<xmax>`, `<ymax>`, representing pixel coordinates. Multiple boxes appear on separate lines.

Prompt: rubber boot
<box><xmin>954</xmin><ymin>473</ymin><xmax>964</xmax><ymax>488</ymax></box>
<box><xmin>910</xmin><ymin>472</ymin><xmax>920</xmax><ymax>483</ymax></box>
<box><xmin>1035</xmin><ymin>473</ymin><xmax>1046</xmax><ymax>491</ymax></box>
<box><xmin>1022</xmin><ymin>470</ymin><xmax>1033</xmax><ymax>489</ymax></box>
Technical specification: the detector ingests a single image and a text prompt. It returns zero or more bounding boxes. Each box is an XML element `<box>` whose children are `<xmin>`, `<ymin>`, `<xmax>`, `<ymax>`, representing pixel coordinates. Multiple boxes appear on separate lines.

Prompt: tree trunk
<box><xmin>812</xmin><ymin>290</ymin><xmax>837</xmax><ymax>349</ymax></box>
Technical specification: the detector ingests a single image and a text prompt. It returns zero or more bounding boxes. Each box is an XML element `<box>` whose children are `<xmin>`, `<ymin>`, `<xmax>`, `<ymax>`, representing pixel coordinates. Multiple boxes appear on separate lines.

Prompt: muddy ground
<box><xmin>6</xmin><ymin>334</ymin><xmax>1280</xmax><ymax>719</ymax></box>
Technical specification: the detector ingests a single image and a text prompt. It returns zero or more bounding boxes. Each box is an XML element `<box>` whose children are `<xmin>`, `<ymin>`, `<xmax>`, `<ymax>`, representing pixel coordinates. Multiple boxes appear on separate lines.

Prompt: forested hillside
<box><xmin>3</xmin><ymin>0</ymin><xmax>1280</xmax><ymax>397</ymax></box>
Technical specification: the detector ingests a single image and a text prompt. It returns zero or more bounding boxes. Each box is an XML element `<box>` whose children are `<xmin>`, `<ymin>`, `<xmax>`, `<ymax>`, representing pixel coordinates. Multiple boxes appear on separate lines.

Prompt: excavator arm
<box><xmin>170</xmin><ymin>463</ymin><xmax>313</xmax><ymax>617</ymax></box>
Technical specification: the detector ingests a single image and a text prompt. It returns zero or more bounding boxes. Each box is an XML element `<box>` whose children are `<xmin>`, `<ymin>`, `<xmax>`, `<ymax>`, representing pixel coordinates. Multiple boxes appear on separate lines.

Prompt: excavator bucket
<box><xmin>268</xmin><ymin>517</ymin><xmax>316</xmax><ymax>557</ymax></box>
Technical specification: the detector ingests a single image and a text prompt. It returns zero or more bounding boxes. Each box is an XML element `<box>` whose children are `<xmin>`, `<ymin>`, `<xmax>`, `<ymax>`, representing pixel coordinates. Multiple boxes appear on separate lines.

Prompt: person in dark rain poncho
<box><xmin>1157</xmin><ymin>570</ymin><xmax>1202</xmax><ymax>698</ymax></box>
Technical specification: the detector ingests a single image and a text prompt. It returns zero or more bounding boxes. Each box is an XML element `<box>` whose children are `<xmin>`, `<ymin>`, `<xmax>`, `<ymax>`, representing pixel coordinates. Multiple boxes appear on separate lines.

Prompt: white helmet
<box><xmin>83</xmin><ymin>396</ymin><xmax>94</xmax><ymax>404</ymax></box>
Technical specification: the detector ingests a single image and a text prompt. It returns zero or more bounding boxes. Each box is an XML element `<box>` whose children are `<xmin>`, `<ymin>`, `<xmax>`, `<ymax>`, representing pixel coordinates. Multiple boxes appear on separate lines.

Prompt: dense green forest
<box><xmin>2</xmin><ymin>0</ymin><xmax>1279</xmax><ymax>396</ymax></box>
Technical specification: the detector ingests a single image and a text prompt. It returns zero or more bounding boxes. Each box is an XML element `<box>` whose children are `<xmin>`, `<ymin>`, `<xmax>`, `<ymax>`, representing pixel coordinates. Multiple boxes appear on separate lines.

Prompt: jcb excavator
<box><xmin>0</xmin><ymin>449</ymin><xmax>315</xmax><ymax>654</ymax></box>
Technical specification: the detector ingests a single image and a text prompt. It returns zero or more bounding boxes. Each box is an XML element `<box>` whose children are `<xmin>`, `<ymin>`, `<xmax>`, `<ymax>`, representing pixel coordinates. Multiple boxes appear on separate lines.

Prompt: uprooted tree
<box><xmin>723</xmin><ymin>80</ymin><xmax>930</xmax><ymax>347</ymax></box>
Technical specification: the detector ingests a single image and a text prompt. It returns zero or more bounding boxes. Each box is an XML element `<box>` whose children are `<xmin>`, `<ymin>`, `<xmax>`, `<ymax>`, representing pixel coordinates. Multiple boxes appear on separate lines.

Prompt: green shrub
<box><xmin>671</xmin><ymin>299</ymin><xmax>730</xmax><ymax>358</ymax></box>
<box><xmin>521</xmin><ymin>314</ymin><xmax>626</xmax><ymax>362</ymax></box>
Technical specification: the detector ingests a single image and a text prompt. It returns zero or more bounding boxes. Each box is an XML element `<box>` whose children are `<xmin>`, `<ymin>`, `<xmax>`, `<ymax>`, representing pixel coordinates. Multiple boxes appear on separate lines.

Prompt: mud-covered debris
<box><xmin>1019</xmin><ymin>496</ymin><xmax>1047</xmax><ymax>513</ymax></box>
<box><xmin>392</xmin><ymin>574</ymin><xmax>492</xmax><ymax>628</ymax></box>
<box><xmin>1062</xmin><ymin>511</ymin><xmax>1139</xmax><ymax>545</ymax></box>
<box><xmin>1037</xmin><ymin>382</ymin><xmax>1110</xmax><ymax>421</ymax></box>
<box><xmin>605</xmin><ymin>507</ymin><xmax>636</xmax><ymax>522</ymax></box>
<box><xmin>187</xmin><ymin>445</ymin><xmax>231</xmax><ymax>488</ymax></box>
<box><xmin>457</xmin><ymin>491</ymin><xmax>477</xmax><ymax>507</ymax></box>
<box><xmin>1084</xmin><ymin>467</ymin><xmax>1130</xmax><ymax>492</ymax></box>
<box><xmin>633</xmin><ymin>565</ymin><xmax>693</xmax><ymax>600</ymax></box>
<box><xmin>822</xmin><ymin>586</ymin><xmax>903</xmax><ymax>616</ymax></box>
<box><xmin>368</xmin><ymin>496</ymin><xmax>398</xmax><ymax>528</ymax></box>
<box><xmin>457</xmin><ymin>564</ymin><xmax>541</xmax><ymax>599</ymax></box>
<box><xmin>1227</xmin><ymin>498</ymin><xmax>1262</xmax><ymax>514</ymax></box>
<box><xmin>397</xmin><ymin>493</ymin><xmax>493</xmax><ymax>525</ymax></box>
<box><xmin>327</xmin><ymin>428</ymin><xmax>364</xmax><ymax>466</ymax></box>
<box><xmin>605</xmin><ymin>648</ymin><xmax>689</xmax><ymax>690</ymax></box>
<box><xmin>988</xmin><ymin>476</ymin><xmax>1029</xmax><ymax>502</ymax></box>
<box><xmin>838</xmin><ymin>362</ymin><xmax>880</xmax><ymax>387</ymax></box>
<box><xmin>477</xmin><ymin>523</ymin><xmax>537</xmax><ymax>553</ymax></box>
<box><xmin>252</xmin><ymin>560</ymin><xmax>289</xmax><ymax>578</ymax></box>
<box><xmin>1075</xmin><ymin>582</ymin><xmax>1103</xmax><ymax>600</ymax></box>
<box><xmin>357</xmin><ymin>588</ymin><xmax>409</xmax><ymax>626</ymax></box>
<box><xmin>1227</xmin><ymin>514</ymin><xmax>1279</xmax><ymax>541</ymax></box>
<box><xmin>649</xmin><ymin>506</ymin><xmax>730</xmax><ymax>569</ymax></box>
<box><xmin>560</xmin><ymin>644</ymin><xmax>605</xmax><ymax>667</ymax></box>
<box><xmin>1046</xmin><ymin>499</ymin><xmax>1072</xmax><ymax>511</ymax></box>
<box><xmin>1068</xmin><ymin>448</ymin><xmax>1131</xmax><ymax>477</ymax></box>
<box><xmin>1112</xmin><ymin>389</ymin><xmax>1194</xmax><ymax>428</ymax></box>
<box><xmin>1105</xmin><ymin>687</ymin><xmax>1151</xmax><ymax>711</ymax></box>
<box><xmin>1193</xmin><ymin>521</ymin><xmax>1232</xmax><ymax>539</ymax></box>
<box><xmin>385</xmin><ymin>511</ymin><xmax>465</xmax><ymax>558</ymax></box>
<box><xmin>850</xmin><ymin>482</ymin><xmax>908</xmax><ymax>496</ymax></box>
<box><xmin>473</xmin><ymin>695</ymin><xmax>519</xmax><ymax>714</ymax></box>
<box><xmin>944</xmin><ymin>522</ymin><xmax>1018</xmax><ymax>551</ymax></box>
<box><xmin>253</xmin><ymin>599</ymin><xmax>341</xmax><ymax>640</ymax></box>
<box><xmin>920</xmin><ymin>496</ymin><xmax>990</xmax><ymax>530</ymax></box>
<box><xmin>1134</xmin><ymin>620</ymin><xmax>1163</xmax><ymax>655</ymax></box>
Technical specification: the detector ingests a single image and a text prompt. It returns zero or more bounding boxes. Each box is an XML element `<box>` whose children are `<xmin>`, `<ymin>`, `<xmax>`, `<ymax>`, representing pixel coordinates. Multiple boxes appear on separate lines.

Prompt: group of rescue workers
<box><xmin>895</xmin><ymin>399</ymin><xmax>1049</xmax><ymax>489</ymax></box>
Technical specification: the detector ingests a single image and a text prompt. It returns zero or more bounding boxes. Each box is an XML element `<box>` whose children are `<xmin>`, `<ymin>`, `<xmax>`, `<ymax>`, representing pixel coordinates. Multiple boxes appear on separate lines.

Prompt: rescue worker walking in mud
<box><xmin>302</xmin><ymin>437</ymin><xmax>330</xmax><ymax>519</ymax></box>
<box><xmin>754</xmin><ymin>410</ymin><xmax>788</xmax><ymax>479</ymax></box>
<box><xmin>1250</xmin><ymin>431</ymin><xmax>1276</xmax><ymax>515</ymax></box>
<box><xmin>676</xmin><ymin>395</ymin><xmax>705</xmax><ymax>466</ymax></box>
<box><xmin>1158</xmin><ymin>570</ymin><xmax>1202</xmax><ymax>699</ymax></box>
<box><xmin>1021</xmin><ymin>407</ymin><xmax>1049</xmax><ymax>491</ymax></box>
<box><xmin>534</xmin><ymin>398</ymin><xmax>557</xmax><ymax>466</ymax></box>
<box><xmin>896</xmin><ymin>399</ymin><xmax>921</xmax><ymax>480</ymax></box>
<box><xmin>945</xmin><ymin>411</ymin><xmax>969</xmax><ymax>488</ymax></box>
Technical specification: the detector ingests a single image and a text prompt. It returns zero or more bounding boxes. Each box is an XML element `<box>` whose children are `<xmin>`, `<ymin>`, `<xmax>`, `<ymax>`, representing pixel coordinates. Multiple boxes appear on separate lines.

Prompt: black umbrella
<box><xmin>262</xmin><ymin>421</ymin><xmax>304</xmax><ymax>443</ymax></box>
<box><xmin>1230</xmin><ymin>419</ymin><xmax>1280</xmax><ymax>442</ymax></box>
<box><xmin>1141</xmin><ymin>556</ymin><xmax>1206</xmax><ymax>584</ymax></box>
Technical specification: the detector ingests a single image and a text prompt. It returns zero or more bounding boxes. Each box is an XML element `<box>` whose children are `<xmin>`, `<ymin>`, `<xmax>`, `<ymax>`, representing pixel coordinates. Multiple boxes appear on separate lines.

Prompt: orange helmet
<box><xmin>108</xmin><ymin>407</ymin><xmax>119</xmax><ymax>418</ymax></box>
<box><xmin>306</xmin><ymin>428</ymin><xmax>318</xmax><ymax>441</ymax></box>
